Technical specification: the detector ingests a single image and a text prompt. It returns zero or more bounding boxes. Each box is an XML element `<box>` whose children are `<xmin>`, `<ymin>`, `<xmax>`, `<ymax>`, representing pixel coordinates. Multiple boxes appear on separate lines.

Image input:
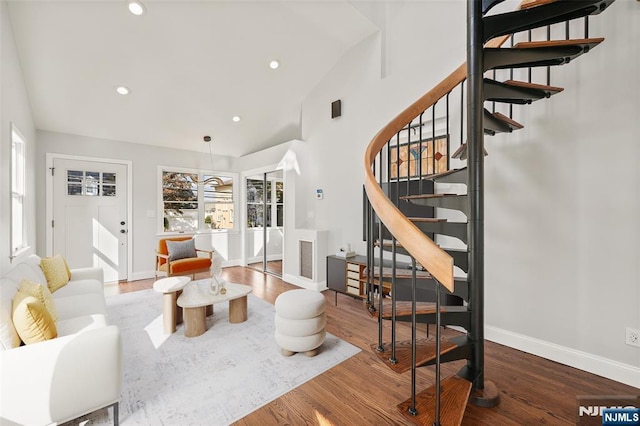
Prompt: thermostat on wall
<box><xmin>316</xmin><ymin>189</ymin><xmax>323</xmax><ymax>200</ymax></box>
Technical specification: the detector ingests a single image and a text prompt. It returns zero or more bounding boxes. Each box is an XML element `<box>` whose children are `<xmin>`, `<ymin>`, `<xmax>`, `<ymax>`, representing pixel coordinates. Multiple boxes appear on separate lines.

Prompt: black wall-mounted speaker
<box><xmin>331</xmin><ymin>99</ymin><xmax>341</xmax><ymax>119</ymax></box>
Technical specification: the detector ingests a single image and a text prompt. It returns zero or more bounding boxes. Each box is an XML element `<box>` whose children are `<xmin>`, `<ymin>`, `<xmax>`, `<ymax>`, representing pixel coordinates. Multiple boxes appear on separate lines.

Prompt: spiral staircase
<box><xmin>362</xmin><ymin>0</ymin><xmax>615</xmax><ymax>424</ymax></box>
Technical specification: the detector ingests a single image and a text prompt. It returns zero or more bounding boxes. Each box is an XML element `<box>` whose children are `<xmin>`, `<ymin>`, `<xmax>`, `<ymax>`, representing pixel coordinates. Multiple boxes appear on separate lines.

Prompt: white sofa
<box><xmin>0</xmin><ymin>255</ymin><xmax>122</xmax><ymax>426</ymax></box>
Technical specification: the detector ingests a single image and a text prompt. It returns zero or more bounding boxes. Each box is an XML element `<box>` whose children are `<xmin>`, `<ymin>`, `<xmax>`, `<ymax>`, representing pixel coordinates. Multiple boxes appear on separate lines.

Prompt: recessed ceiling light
<box><xmin>116</xmin><ymin>86</ymin><xmax>130</xmax><ymax>95</ymax></box>
<box><xmin>232</xmin><ymin>115</ymin><xmax>241</xmax><ymax>122</ymax></box>
<box><xmin>128</xmin><ymin>1</ymin><xmax>145</xmax><ymax>16</ymax></box>
<box><xmin>269</xmin><ymin>60</ymin><xmax>280</xmax><ymax>70</ymax></box>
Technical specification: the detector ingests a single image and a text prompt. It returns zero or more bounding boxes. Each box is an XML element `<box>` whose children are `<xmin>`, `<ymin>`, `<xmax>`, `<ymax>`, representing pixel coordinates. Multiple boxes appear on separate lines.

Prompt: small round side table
<box><xmin>153</xmin><ymin>276</ymin><xmax>191</xmax><ymax>334</ymax></box>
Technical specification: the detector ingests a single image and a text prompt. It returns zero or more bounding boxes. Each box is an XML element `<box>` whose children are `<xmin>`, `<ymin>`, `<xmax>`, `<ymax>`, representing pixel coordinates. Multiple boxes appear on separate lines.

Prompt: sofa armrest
<box><xmin>70</xmin><ymin>266</ymin><xmax>104</xmax><ymax>283</ymax></box>
<box><xmin>0</xmin><ymin>326</ymin><xmax>122</xmax><ymax>425</ymax></box>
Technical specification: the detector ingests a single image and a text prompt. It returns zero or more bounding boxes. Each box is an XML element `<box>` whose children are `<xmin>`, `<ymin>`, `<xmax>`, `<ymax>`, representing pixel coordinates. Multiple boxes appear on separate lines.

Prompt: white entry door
<box><xmin>52</xmin><ymin>158</ymin><xmax>128</xmax><ymax>283</ymax></box>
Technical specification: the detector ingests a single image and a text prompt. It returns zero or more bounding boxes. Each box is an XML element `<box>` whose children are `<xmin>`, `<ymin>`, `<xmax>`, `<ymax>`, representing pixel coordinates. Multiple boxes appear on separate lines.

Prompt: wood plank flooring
<box><xmin>111</xmin><ymin>267</ymin><xmax>638</xmax><ymax>425</ymax></box>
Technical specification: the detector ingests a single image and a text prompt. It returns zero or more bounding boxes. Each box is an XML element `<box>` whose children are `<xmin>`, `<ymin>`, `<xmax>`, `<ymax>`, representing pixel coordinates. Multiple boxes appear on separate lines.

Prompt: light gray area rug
<box><xmin>79</xmin><ymin>289</ymin><xmax>360</xmax><ymax>425</ymax></box>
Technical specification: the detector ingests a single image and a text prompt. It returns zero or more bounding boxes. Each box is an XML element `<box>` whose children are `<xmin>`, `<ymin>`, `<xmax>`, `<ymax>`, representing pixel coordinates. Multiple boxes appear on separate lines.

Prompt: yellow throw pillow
<box><xmin>65</xmin><ymin>260</ymin><xmax>72</xmax><ymax>280</ymax></box>
<box><xmin>40</xmin><ymin>254</ymin><xmax>71</xmax><ymax>292</ymax></box>
<box><xmin>12</xmin><ymin>292</ymin><xmax>57</xmax><ymax>344</ymax></box>
<box><xmin>18</xmin><ymin>279</ymin><xmax>59</xmax><ymax>322</ymax></box>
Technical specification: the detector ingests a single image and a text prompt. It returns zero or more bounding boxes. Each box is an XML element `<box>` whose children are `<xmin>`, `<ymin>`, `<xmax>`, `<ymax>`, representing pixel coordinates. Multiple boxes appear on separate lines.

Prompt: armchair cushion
<box><xmin>166</xmin><ymin>238</ymin><xmax>197</xmax><ymax>261</ymax></box>
<box><xmin>158</xmin><ymin>257</ymin><xmax>212</xmax><ymax>275</ymax></box>
<box><xmin>12</xmin><ymin>292</ymin><xmax>57</xmax><ymax>344</ymax></box>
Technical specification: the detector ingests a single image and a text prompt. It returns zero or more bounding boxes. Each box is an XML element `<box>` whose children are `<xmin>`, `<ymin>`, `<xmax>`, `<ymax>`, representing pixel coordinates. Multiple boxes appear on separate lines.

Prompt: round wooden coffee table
<box><xmin>177</xmin><ymin>281</ymin><xmax>252</xmax><ymax>337</ymax></box>
<box><xmin>153</xmin><ymin>276</ymin><xmax>191</xmax><ymax>334</ymax></box>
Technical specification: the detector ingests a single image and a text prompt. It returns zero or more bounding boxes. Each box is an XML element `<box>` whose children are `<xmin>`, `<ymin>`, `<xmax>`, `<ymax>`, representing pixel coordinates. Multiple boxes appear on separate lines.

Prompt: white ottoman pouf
<box><xmin>275</xmin><ymin>289</ymin><xmax>326</xmax><ymax>357</ymax></box>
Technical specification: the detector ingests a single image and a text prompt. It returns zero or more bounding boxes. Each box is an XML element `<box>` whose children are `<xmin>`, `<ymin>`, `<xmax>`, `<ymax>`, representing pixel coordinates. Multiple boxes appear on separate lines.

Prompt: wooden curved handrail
<box><xmin>363</xmin><ymin>35</ymin><xmax>511</xmax><ymax>292</ymax></box>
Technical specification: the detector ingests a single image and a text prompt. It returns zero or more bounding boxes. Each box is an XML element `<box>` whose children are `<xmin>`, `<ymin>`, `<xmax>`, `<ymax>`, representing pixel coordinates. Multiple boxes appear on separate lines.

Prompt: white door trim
<box><xmin>45</xmin><ymin>153</ymin><xmax>133</xmax><ymax>281</ymax></box>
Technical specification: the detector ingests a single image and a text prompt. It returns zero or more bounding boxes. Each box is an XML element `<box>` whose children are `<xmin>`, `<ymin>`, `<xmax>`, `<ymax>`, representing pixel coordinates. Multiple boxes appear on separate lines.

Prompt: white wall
<box><xmin>35</xmin><ymin>130</ymin><xmax>241</xmax><ymax>280</ymax></box>
<box><xmin>483</xmin><ymin>0</ymin><xmax>640</xmax><ymax>385</ymax></box>
<box><xmin>0</xmin><ymin>0</ymin><xmax>36</xmax><ymax>274</ymax></box>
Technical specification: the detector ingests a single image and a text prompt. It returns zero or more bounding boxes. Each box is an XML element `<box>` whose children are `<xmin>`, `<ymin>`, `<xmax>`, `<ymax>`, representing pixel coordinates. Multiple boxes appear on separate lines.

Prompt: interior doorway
<box><xmin>246</xmin><ymin>169</ymin><xmax>284</xmax><ymax>277</ymax></box>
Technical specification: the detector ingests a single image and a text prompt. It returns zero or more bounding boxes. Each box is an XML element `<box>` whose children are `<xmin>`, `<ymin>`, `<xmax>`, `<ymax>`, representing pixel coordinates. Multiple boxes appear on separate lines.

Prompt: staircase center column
<box><xmin>467</xmin><ymin>0</ymin><xmax>485</xmax><ymax>391</ymax></box>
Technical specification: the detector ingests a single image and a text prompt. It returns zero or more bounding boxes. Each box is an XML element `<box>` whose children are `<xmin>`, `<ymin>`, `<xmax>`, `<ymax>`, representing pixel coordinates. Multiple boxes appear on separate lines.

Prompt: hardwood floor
<box><xmin>112</xmin><ymin>268</ymin><xmax>638</xmax><ymax>425</ymax></box>
<box><xmin>247</xmin><ymin>260</ymin><xmax>283</xmax><ymax>277</ymax></box>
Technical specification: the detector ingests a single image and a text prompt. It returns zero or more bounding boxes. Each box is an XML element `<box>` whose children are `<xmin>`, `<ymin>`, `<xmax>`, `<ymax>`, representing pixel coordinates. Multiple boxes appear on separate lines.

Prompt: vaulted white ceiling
<box><xmin>7</xmin><ymin>1</ymin><xmax>379</xmax><ymax>157</ymax></box>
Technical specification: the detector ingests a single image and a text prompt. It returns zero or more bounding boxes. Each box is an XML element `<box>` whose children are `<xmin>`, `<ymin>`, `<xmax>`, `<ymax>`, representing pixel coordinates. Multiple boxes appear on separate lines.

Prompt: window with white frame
<box><xmin>161</xmin><ymin>168</ymin><xmax>234</xmax><ymax>233</ymax></box>
<box><xmin>246</xmin><ymin>177</ymin><xmax>283</xmax><ymax>228</ymax></box>
<box><xmin>11</xmin><ymin>126</ymin><xmax>27</xmax><ymax>256</ymax></box>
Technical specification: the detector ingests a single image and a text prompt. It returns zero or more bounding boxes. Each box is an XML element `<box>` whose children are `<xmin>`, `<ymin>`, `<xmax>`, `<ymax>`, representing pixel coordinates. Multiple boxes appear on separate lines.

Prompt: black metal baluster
<box><xmin>366</xmin><ymin>198</ymin><xmax>372</xmax><ymax>306</ymax></box>
<box><xmin>418</xmin><ymin>112</ymin><xmax>424</xmax><ymax>194</ymax></box>
<box><xmin>377</xmin><ymin>151</ymin><xmax>385</xmax><ymax>351</ymax></box>
<box><xmin>391</xmin><ymin>132</ymin><xmax>400</xmax><ymax>363</ymax></box>
<box><xmin>446</xmin><ymin>92</ymin><xmax>450</xmax><ymax>171</ymax></box>
<box><xmin>509</xmin><ymin>35</ymin><xmax>514</xmax><ymax>119</ymax></box>
<box><xmin>406</xmin><ymin>125</ymin><xmax>411</xmax><ymax>194</ymax></box>
<box><xmin>408</xmin><ymin>257</ymin><xmax>418</xmax><ymax>416</ymax></box>
<box><xmin>527</xmin><ymin>29</ymin><xmax>532</xmax><ymax>83</ymax></box>
<box><xmin>491</xmin><ymin>70</ymin><xmax>496</xmax><ymax>113</ymax></box>
<box><xmin>432</xmin><ymin>102</ymin><xmax>437</xmax><ymax>176</ymax></box>
<box><xmin>368</xmin><ymin>153</ymin><xmax>377</xmax><ymax>311</ymax></box>
<box><xmin>584</xmin><ymin>16</ymin><xmax>589</xmax><ymax>39</ymax></box>
<box><xmin>434</xmin><ymin>280</ymin><xmax>443</xmax><ymax>426</ymax></box>
<box><xmin>390</xmin><ymin>234</ymin><xmax>397</xmax><ymax>364</ymax></box>
<box><xmin>460</xmin><ymin>80</ymin><xmax>465</xmax><ymax>149</ymax></box>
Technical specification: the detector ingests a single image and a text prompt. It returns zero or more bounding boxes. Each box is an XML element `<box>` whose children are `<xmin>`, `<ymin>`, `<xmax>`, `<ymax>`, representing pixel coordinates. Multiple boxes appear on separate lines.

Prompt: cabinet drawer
<box><xmin>347</xmin><ymin>271</ymin><xmax>360</xmax><ymax>280</ymax></box>
<box><xmin>346</xmin><ymin>263</ymin><xmax>360</xmax><ymax>272</ymax></box>
<box><xmin>347</xmin><ymin>278</ymin><xmax>360</xmax><ymax>287</ymax></box>
<box><xmin>346</xmin><ymin>286</ymin><xmax>360</xmax><ymax>296</ymax></box>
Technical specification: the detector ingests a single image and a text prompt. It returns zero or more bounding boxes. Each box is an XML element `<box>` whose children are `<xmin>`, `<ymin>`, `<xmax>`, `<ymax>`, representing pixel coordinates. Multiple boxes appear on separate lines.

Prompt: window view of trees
<box><xmin>162</xmin><ymin>170</ymin><xmax>233</xmax><ymax>232</ymax></box>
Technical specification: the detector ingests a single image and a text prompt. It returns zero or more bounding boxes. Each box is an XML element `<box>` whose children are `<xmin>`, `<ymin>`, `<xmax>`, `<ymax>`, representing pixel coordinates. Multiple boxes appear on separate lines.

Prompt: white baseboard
<box><xmin>130</xmin><ymin>270</ymin><xmax>155</xmax><ymax>281</ymax></box>
<box><xmin>246</xmin><ymin>255</ymin><xmax>282</xmax><ymax>264</ymax></box>
<box><xmin>129</xmin><ymin>259</ymin><xmax>242</xmax><ymax>282</ymax></box>
<box><xmin>222</xmin><ymin>259</ymin><xmax>242</xmax><ymax>268</ymax></box>
<box><xmin>282</xmin><ymin>273</ymin><xmax>327</xmax><ymax>292</ymax></box>
<box><xmin>485</xmin><ymin>325</ymin><xmax>640</xmax><ymax>389</ymax></box>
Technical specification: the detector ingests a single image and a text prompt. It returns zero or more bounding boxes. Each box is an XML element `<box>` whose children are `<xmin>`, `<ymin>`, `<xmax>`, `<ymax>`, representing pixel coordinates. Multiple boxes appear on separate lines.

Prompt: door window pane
<box><xmin>103</xmin><ymin>172</ymin><xmax>116</xmax><ymax>184</ymax></box>
<box><xmin>103</xmin><ymin>185</ymin><xmax>116</xmax><ymax>196</ymax></box>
